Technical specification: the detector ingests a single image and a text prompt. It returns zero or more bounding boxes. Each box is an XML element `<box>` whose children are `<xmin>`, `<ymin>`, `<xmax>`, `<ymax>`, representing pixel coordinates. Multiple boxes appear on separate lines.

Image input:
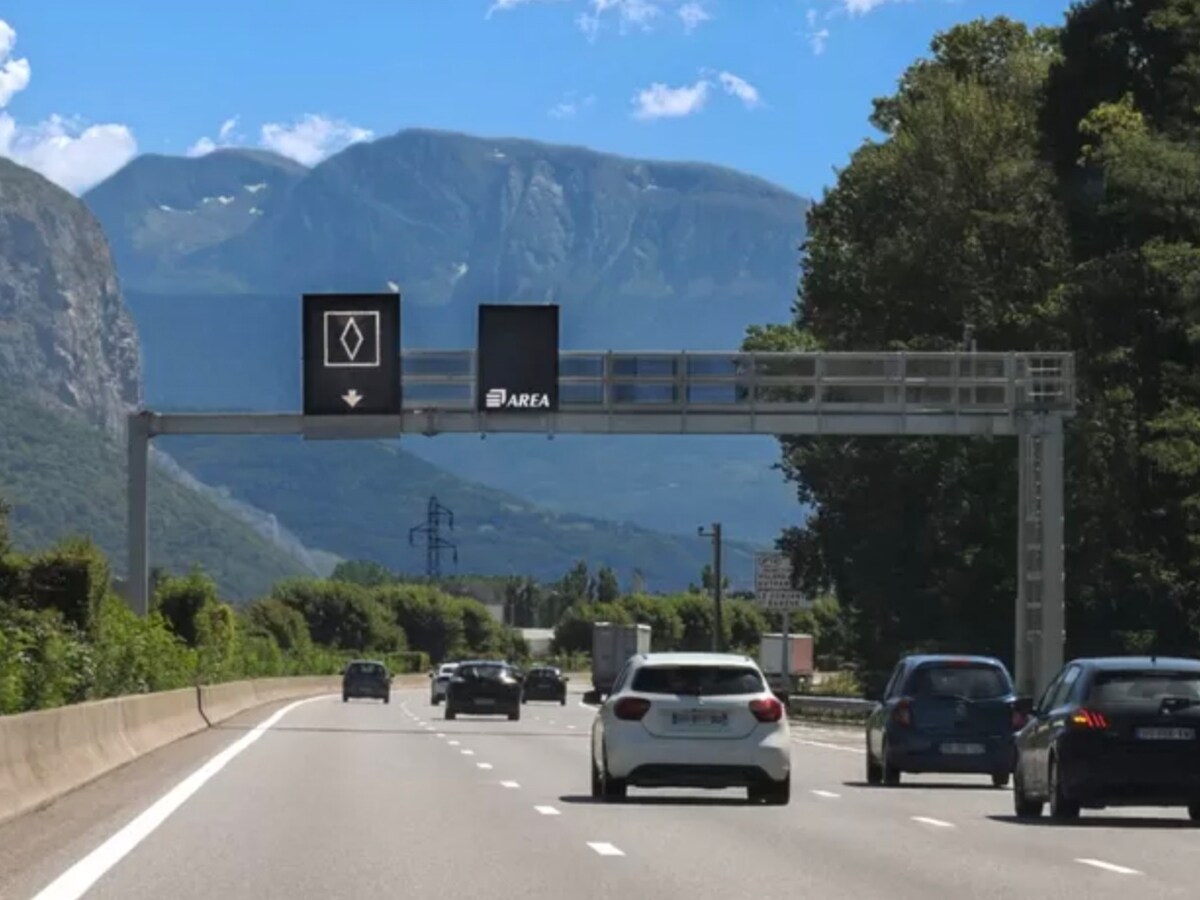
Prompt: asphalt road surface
<box><xmin>3</xmin><ymin>685</ymin><xmax>1198</xmax><ymax>899</ymax></box>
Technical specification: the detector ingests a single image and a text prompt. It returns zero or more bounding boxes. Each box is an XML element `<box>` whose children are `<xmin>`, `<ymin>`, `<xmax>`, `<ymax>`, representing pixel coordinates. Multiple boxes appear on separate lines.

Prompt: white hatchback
<box><xmin>590</xmin><ymin>652</ymin><xmax>791</xmax><ymax>804</ymax></box>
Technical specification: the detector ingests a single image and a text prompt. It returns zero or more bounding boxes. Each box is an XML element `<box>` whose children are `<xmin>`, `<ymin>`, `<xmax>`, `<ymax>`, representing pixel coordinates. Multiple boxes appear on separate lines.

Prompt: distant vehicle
<box><xmin>429</xmin><ymin>662</ymin><xmax>460</xmax><ymax>705</ymax></box>
<box><xmin>445</xmin><ymin>660</ymin><xmax>523</xmax><ymax>721</ymax></box>
<box><xmin>1013</xmin><ymin>656</ymin><xmax>1200</xmax><ymax>821</ymax></box>
<box><xmin>523</xmin><ymin>666</ymin><xmax>569</xmax><ymax>705</ymax></box>
<box><xmin>590</xmin><ymin>652</ymin><xmax>791</xmax><ymax>804</ymax></box>
<box><xmin>759</xmin><ymin>633</ymin><xmax>814</xmax><ymax>694</ymax></box>
<box><xmin>590</xmin><ymin>622</ymin><xmax>651</xmax><ymax>702</ymax></box>
<box><xmin>342</xmin><ymin>659</ymin><xmax>392</xmax><ymax>704</ymax></box>
<box><xmin>865</xmin><ymin>654</ymin><xmax>1028</xmax><ymax>787</ymax></box>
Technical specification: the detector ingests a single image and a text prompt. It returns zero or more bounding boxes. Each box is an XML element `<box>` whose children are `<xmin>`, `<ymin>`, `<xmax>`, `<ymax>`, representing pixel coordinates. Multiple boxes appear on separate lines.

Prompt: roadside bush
<box><xmin>22</xmin><ymin>538</ymin><xmax>110</xmax><ymax>635</ymax></box>
<box><xmin>154</xmin><ymin>569</ymin><xmax>218</xmax><ymax>647</ymax></box>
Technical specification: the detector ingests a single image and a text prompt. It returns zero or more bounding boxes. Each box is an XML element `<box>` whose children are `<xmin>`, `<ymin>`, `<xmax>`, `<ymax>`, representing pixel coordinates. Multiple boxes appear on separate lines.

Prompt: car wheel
<box><xmin>601</xmin><ymin>750</ymin><xmax>627</xmax><ymax>801</ymax></box>
<box><xmin>752</xmin><ymin>774</ymin><xmax>790</xmax><ymax>805</ymax></box>
<box><xmin>521</xmin><ymin>696</ymin><xmax>527</xmax><ymax>704</ymax></box>
<box><xmin>881</xmin><ymin>740</ymin><xmax>901</xmax><ymax>786</ymax></box>
<box><xmin>509</xmin><ymin>708</ymin><xmax>520</xmax><ymax>721</ymax></box>
<box><xmin>384</xmin><ymin>695</ymin><xmax>390</xmax><ymax>704</ymax></box>
<box><xmin>1048</xmin><ymin>754</ymin><xmax>1080</xmax><ymax>820</ymax></box>
<box><xmin>445</xmin><ymin>706</ymin><xmax>457</xmax><ymax>721</ymax></box>
<box><xmin>991</xmin><ymin>771</ymin><xmax>1010</xmax><ymax>788</ymax></box>
<box><xmin>560</xmin><ymin>695</ymin><xmax>567</xmax><ymax>706</ymax></box>
<box><xmin>431</xmin><ymin>695</ymin><xmax>440</xmax><ymax>706</ymax></box>
<box><xmin>1188</xmin><ymin>803</ymin><xmax>1200</xmax><ymax>822</ymax></box>
<box><xmin>1012</xmin><ymin>767</ymin><xmax>1043</xmax><ymax>818</ymax></box>
<box><xmin>591</xmin><ymin>756</ymin><xmax>604</xmax><ymax>799</ymax></box>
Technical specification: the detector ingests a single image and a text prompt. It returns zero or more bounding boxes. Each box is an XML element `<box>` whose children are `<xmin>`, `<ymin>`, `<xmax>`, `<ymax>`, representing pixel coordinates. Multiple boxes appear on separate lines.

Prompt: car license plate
<box><xmin>1135</xmin><ymin>727</ymin><xmax>1195</xmax><ymax>741</ymax></box>
<box><xmin>475</xmin><ymin>698</ymin><xmax>495</xmax><ymax>706</ymax></box>
<box><xmin>941</xmin><ymin>742</ymin><xmax>985</xmax><ymax>755</ymax></box>
<box><xmin>671</xmin><ymin>710</ymin><xmax>728</xmax><ymax>726</ymax></box>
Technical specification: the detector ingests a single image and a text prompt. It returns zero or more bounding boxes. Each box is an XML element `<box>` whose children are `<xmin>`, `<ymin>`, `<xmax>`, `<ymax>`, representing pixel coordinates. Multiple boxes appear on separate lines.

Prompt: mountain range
<box><xmin>84</xmin><ymin>129</ymin><xmax>810</xmax><ymax>550</ymax></box>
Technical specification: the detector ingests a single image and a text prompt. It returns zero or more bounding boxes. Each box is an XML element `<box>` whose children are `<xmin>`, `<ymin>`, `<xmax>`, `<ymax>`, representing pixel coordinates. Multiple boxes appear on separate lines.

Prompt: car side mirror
<box><xmin>1014</xmin><ymin>696</ymin><xmax>1035</xmax><ymax>716</ymax></box>
<box><xmin>563</xmin><ymin>676</ymin><xmax>570</xmax><ymax>682</ymax></box>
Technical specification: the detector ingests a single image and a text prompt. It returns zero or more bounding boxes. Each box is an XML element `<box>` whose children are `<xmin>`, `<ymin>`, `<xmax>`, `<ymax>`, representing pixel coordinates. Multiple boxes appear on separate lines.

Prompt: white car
<box><xmin>429</xmin><ymin>663</ymin><xmax>460</xmax><ymax>705</ymax></box>
<box><xmin>590</xmin><ymin>652</ymin><xmax>791</xmax><ymax>804</ymax></box>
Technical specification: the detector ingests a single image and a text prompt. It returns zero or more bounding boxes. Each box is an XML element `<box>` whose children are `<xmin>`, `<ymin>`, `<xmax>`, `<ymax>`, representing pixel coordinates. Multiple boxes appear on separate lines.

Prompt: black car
<box><xmin>445</xmin><ymin>660</ymin><xmax>522</xmax><ymax>721</ymax></box>
<box><xmin>1013</xmin><ymin>656</ymin><xmax>1200</xmax><ymax>821</ymax></box>
<box><xmin>866</xmin><ymin>654</ymin><xmax>1028</xmax><ymax>787</ymax></box>
<box><xmin>523</xmin><ymin>666</ymin><xmax>568</xmax><ymax>705</ymax></box>
<box><xmin>342</xmin><ymin>659</ymin><xmax>391</xmax><ymax>703</ymax></box>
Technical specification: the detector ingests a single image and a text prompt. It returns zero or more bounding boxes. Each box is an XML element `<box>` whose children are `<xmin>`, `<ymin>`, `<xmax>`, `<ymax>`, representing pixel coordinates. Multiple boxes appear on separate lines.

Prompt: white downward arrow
<box><xmin>342</xmin><ymin>389</ymin><xmax>363</xmax><ymax>408</ymax></box>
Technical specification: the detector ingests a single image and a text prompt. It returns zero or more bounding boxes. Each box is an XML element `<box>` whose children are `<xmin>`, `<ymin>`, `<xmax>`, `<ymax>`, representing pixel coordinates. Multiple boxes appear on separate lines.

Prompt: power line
<box><xmin>408</xmin><ymin>495</ymin><xmax>458</xmax><ymax>579</ymax></box>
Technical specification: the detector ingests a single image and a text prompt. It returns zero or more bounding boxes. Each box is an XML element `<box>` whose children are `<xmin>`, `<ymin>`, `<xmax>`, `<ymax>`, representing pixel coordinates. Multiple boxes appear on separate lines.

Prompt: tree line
<box><xmin>746</xmin><ymin>3</ymin><xmax>1200</xmax><ymax>690</ymax></box>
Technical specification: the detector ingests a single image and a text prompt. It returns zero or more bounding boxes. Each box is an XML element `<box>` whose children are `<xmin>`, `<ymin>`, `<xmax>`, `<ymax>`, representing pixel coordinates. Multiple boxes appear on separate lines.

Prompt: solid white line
<box><xmin>911</xmin><ymin>816</ymin><xmax>955</xmax><ymax>828</ymax></box>
<box><xmin>477</xmin><ymin>763</ymin><xmax>493</xmax><ymax>770</ymax></box>
<box><xmin>30</xmin><ymin>694</ymin><xmax>328</xmax><ymax>900</ymax></box>
<box><xmin>587</xmin><ymin>842</ymin><xmax>625</xmax><ymax>857</ymax></box>
<box><xmin>811</xmin><ymin>790</ymin><xmax>841</xmax><ymax>799</ymax></box>
<box><xmin>535</xmin><ymin>805</ymin><xmax>560</xmax><ymax>816</ymax></box>
<box><xmin>501</xmin><ymin>780</ymin><xmax>520</xmax><ymax>789</ymax></box>
<box><xmin>461</xmin><ymin>749</ymin><xmax>475</xmax><ymax>756</ymax></box>
<box><xmin>1076</xmin><ymin>859</ymin><xmax>1140</xmax><ymax>875</ymax></box>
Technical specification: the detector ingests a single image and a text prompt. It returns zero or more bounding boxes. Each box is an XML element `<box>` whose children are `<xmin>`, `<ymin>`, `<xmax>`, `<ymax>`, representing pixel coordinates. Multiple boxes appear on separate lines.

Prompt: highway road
<box><xmin>3</xmin><ymin>684</ymin><xmax>1197</xmax><ymax>899</ymax></box>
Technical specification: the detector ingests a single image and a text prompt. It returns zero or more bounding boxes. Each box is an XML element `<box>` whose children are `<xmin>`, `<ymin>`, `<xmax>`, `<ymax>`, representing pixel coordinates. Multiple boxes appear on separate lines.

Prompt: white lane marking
<box><xmin>587</xmin><ymin>842</ymin><xmax>625</xmax><ymax>857</ymax></box>
<box><xmin>793</xmin><ymin>738</ymin><xmax>865</xmax><ymax>755</ymax></box>
<box><xmin>567</xmin><ymin>724</ymin><xmax>577</xmax><ymax>730</ymax></box>
<box><xmin>1076</xmin><ymin>859</ymin><xmax>1141</xmax><ymax>875</ymax></box>
<box><xmin>477</xmin><ymin>763</ymin><xmax>494</xmax><ymax>770</ymax></box>
<box><xmin>30</xmin><ymin>694</ymin><xmax>328</xmax><ymax>900</ymax></box>
<box><xmin>549</xmin><ymin>720</ymin><xmax>557</xmax><ymax>725</ymax></box>
<box><xmin>535</xmin><ymin>805</ymin><xmax>560</xmax><ymax>816</ymax></box>
<box><xmin>436</xmin><ymin>733</ymin><xmax>446</xmax><ymax>738</ymax></box>
<box><xmin>811</xmin><ymin>790</ymin><xmax>841</xmax><ymax>799</ymax></box>
<box><xmin>501</xmin><ymin>780</ymin><xmax>520</xmax><ymax>789</ymax></box>
<box><xmin>461</xmin><ymin>749</ymin><xmax>475</xmax><ymax>756</ymax></box>
<box><xmin>448</xmin><ymin>740</ymin><xmax>461</xmax><ymax>746</ymax></box>
<box><xmin>911</xmin><ymin>816</ymin><xmax>955</xmax><ymax>829</ymax></box>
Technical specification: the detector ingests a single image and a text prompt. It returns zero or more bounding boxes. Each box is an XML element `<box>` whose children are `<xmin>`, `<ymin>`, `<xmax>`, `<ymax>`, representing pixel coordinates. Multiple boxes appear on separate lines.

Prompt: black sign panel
<box><xmin>476</xmin><ymin>304</ymin><xmax>559</xmax><ymax>412</ymax></box>
<box><xmin>302</xmin><ymin>293</ymin><xmax>401</xmax><ymax>415</ymax></box>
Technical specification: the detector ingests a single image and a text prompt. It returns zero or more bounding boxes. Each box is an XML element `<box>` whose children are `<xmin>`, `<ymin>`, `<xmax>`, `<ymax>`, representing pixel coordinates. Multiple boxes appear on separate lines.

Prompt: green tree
<box><xmin>331</xmin><ymin>559</ymin><xmax>397</xmax><ymax>587</ymax></box>
<box><xmin>749</xmin><ymin>17</ymin><xmax>1072</xmax><ymax>676</ymax></box>
<box><xmin>154</xmin><ymin>568</ymin><xmax>219</xmax><ymax>647</ymax></box>
<box><xmin>595</xmin><ymin>566</ymin><xmax>621</xmax><ymax>603</ymax></box>
<box><xmin>558</xmin><ymin>560</ymin><xmax>594</xmax><ymax>605</ymax></box>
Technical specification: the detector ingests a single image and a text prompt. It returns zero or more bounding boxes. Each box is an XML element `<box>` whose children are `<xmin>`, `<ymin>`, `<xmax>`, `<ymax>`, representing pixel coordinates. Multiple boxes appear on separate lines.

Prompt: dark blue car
<box><xmin>865</xmin><ymin>654</ymin><xmax>1030</xmax><ymax>787</ymax></box>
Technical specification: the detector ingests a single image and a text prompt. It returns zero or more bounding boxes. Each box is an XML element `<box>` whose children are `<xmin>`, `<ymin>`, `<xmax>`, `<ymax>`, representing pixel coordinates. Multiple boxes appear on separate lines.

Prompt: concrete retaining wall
<box><xmin>0</xmin><ymin>672</ymin><xmax>430</xmax><ymax>826</ymax></box>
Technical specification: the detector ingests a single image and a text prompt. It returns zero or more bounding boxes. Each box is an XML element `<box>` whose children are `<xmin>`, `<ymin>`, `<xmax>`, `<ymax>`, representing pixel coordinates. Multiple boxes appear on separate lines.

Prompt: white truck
<box><xmin>759</xmin><ymin>633</ymin><xmax>814</xmax><ymax>694</ymax></box>
<box><xmin>589</xmin><ymin>621</ymin><xmax>652</xmax><ymax>701</ymax></box>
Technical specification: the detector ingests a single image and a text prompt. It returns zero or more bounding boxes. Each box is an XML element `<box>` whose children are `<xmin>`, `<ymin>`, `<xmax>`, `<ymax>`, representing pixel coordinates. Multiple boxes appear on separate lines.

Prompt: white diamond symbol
<box><xmin>339</xmin><ymin>318</ymin><xmax>365</xmax><ymax>361</ymax></box>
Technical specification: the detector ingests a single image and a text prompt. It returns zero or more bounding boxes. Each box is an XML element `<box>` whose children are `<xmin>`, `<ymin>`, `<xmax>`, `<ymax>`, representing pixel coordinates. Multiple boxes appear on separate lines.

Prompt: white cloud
<box><xmin>808</xmin><ymin>27</ymin><xmax>830</xmax><ymax>54</ymax></box>
<box><xmin>549</xmin><ymin>92</ymin><xmax>596</xmax><ymax>118</ymax></box>
<box><xmin>717</xmin><ymin>71</ymin><xmax>761</xmax><ymax>108</ymax></box>
<box><xmin>187</xmin><ymin>116</ymin><xmax>241</xmax><ymax>157</ymax></box>
<box><xmin>678</xmin><ymin>3</ymin><xmax>711</xmax><ymax>33</ymax></box>
<box><xmin>577</xmin><ymin>0</ymin><xmax>662</xmax><ymax>39</ymax></box>
<box><xmin>631</xmin><ymin>79</ymin><xmax>710</xmax><ymax>120</ymax></box>
<box><xmin>838</xmin><ymin>0</ymin><xmax>892</xmax><ymax>14</ymax></box>
<box><xmin>259</xmin><ymin>114</ymin><xmax>373</xmax><ymax>166</ymax></box>
<box><xmin>806</xmin><ymin>9</ymin><xmax>819</xmax><ymax>27</ymax></box>
<box><xmin>486</xmin><ymin>0</ymin><xmax>559</xmax><ymax>17</ymax></box>
<box><xmin>0</xmin><ymin>19</ymin><xmax>135</xmax><ymax>194</ymax></box>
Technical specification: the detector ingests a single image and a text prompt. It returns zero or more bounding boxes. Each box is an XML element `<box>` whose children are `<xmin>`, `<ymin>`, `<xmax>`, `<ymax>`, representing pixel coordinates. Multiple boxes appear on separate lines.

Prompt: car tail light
<box><xmin>614</xmin><ymin>697</ymin><xmax>651</xmax><ymax>721</ymax></box>
<box><xmin>1070</xmin><ymin>708</ymin><xmax>1109</xmax><ymax>729</ymax></box>
<box><xmin>1011</xmin><ymin>707</ymin><xmax>1029</xmax><ymax>731</ymax></box>
<box><xmin>750</xmin><ymin>697</ymin><xmax>784</xmax><ymax>723</ymax></box>
<box><xmin>892</xmin><ymin>698</ymin><xmax>912</xmax><ymax>727</ymax></box>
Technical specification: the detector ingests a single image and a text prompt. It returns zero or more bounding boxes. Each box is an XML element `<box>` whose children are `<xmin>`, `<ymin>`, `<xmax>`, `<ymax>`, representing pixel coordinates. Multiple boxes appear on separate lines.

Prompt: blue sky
<box><xmin>0</xmin><ymin>0</ymin><xmax>1073</xmax><ymax>198</ymax></box>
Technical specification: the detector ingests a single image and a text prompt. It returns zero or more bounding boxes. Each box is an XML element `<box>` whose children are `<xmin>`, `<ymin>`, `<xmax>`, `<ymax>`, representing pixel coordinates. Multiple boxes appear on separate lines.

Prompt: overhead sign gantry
<box><xmin>126</xmin><ymin>293</ymin><xmax>1075</xmax><ymax>694</ymax></box>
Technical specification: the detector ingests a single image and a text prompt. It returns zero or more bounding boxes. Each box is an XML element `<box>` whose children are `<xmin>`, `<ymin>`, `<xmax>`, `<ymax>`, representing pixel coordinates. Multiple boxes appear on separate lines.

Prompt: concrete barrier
<box><xmin>0</xmin><ymin>687</ymin><xmax>206</xmax><ymax>826</ymax></box>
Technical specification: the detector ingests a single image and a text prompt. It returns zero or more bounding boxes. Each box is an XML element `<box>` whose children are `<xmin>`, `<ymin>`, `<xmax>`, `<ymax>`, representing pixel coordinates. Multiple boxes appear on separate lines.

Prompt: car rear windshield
<box><xmin>349</xmin><ymin>663</ymin><xmax>384</xmax><ymax>676</ymax></box>
<box><xmin>459</xmin><ymin>664</ymin><xmax>508</xmax><ymax>680</ymax></box>
<box><xmin>631</xmin><ymin>665</ymin><xmax>764</xmax><ymax>696</ymax></box>
<box><xmin>907</xmin><ymin>663</ymin><xmax>1010</xmax><ymax>700</ymax></box>
<box><xmin>1088</xmin><ymin>671</ymin><xmax>1200</xmax><ymax>704</ymax></box>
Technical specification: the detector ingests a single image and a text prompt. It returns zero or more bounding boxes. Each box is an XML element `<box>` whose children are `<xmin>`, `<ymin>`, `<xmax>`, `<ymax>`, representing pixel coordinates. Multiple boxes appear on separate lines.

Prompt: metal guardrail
<box><xmin>788</xmin><ymin>695</ymin><xmax>877</xmax><ymax>714</ymax></box>
<box><xmin>400</xmin><ymin>350</ymin><xmax>1076</xmax><ymax>416</ymax></box>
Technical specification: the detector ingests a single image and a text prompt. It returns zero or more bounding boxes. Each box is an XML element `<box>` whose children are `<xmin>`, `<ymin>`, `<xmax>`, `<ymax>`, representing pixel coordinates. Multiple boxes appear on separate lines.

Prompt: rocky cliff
<box><xmin>0</xmin><ymin>157</ymin><xmax>140</xmax><ymax>435</ymax></box>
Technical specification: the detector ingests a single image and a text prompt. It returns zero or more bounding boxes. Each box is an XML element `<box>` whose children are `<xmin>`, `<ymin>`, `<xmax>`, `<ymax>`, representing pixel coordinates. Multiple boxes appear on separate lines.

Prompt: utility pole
<box><xmin>408</xmin><ymin>495</ymin><xmax>458</xmax><ymax>579</ymax></box>
<box><xmin>698</xmin><ymin>522</ymin><xmax>724</xmax><ymax>652</ymax></box>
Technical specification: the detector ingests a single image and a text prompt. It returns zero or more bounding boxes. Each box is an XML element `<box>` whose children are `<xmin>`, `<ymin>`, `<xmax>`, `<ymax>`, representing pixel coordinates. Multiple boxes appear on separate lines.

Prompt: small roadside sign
<box><xmin>754</xmin><ymin>552</ymin><xmax>810</xmax><ymax>610</ymax></box>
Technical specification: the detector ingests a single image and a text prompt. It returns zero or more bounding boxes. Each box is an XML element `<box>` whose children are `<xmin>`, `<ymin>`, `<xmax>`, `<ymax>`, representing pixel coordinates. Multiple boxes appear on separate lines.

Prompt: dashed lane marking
<box><xmin>811</xmin><ymin>790</ymin><xmax>841</xmax><ymax>799</ymax></box>
<box><xmin>911</xmin><ymin>817</ymin><xmax>955</xmax><ymax>829</ymax></box>
<box><xmin>1076</xmin><ymin>859</ymin><xmax>1140</xmax><ymax>875</ymax></box>
<box><xmin>535</xmin><ymin>806</ymin><xmax>561</xmax><ymax>816</ymax></box>
<box><xmin>461</xmin><ymin>750</ymin><xmax>475</xmax><ymax>756</ymax></box>
<box><xmin>587</xmin><ymin>842</ymin><xmax>625</xmax><ymax>857</ymax></box>
<box><xmin>477</xmin><ymin>763</ymin><xmax>493</xmax><ymax>770</ymax></box>
<box><xmin>448</xmin><ymin>740</ymin><xmax>461</xmax><ymax>746</ymax></box>
<box><xmin>501</xmin><ymin>781</ymin><xmax>520</xmax><ymax>789</ymax></box>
